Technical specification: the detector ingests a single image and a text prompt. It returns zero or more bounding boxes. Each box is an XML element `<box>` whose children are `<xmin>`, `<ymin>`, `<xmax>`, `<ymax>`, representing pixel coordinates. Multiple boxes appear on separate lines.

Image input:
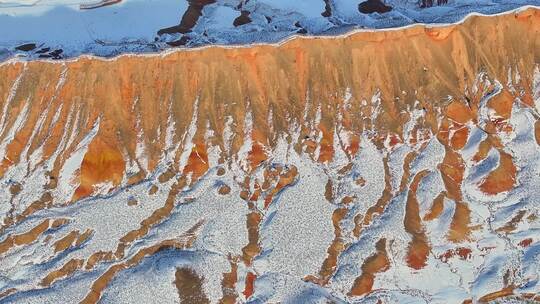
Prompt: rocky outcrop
<box><xmin>358</xmin><ymin>0</ymin><xmax>392</xmax><ymax>14</ymax></box>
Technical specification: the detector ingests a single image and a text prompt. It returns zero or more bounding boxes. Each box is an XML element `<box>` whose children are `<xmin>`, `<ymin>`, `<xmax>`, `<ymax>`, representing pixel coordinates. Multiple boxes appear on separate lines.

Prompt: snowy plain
<box><xmin>0</xmin><ymin>0</ymin><xmax>539</xmax><ymax>59</ymax></box>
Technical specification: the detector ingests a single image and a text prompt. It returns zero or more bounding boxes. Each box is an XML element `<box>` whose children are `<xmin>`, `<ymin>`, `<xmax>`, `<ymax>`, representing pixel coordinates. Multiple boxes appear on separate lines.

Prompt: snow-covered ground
<box><xmin>0</xmin><ymin>0</ymin><xmax>539</xmax><ymax>59</ymax></box>
<box><xmin>0</xmin><ymin>64</ymin><xmax>539</xmax><ymax>302</ymax></box>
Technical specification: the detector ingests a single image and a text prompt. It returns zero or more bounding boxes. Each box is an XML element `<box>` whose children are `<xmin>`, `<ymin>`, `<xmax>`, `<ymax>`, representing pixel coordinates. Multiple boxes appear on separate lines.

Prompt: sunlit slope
<box><xmin>0</xmin><ymin>8</ymin><xmax>539</xmax><ymax>304</ymax></box>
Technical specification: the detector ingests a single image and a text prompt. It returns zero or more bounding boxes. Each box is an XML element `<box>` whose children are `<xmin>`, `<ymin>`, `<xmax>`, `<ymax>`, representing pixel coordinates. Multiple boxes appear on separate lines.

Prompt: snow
<box><xmin>258</xmin><ymin>0</ymin><xmax>325</xmax><ymax>20</ymax></box>
<box><xmin>101</xmin><ymin>251</ymin><xmax>230</xmax><ymax>304</ymax></box>
<box><xmin>55</xmin><ymin>117</ymin><xmax>100</xmax><ymax>203</ymax></box>
<box><xmin>0</xmin><ymin>0</ymin><xmax>186</xmax><ymax>58</ymax></box>
<box><xmin>255</xmin><ymin>151</ymin><xmax>335</xmax><ymax>278</ymax></box>
<box><xmin>202</xmin><ymin>4</ymin><xmax>238</xmax><ymax>31</ymax></box>
<box><xmin>0</xmin><ymin>0</ymin><xmax>539</xmax><ymax>59</ymax></box>
<box><xmin>334</xmin><ymin>0</ymin><xmax>365</xmax><ymax>21</ymax></box>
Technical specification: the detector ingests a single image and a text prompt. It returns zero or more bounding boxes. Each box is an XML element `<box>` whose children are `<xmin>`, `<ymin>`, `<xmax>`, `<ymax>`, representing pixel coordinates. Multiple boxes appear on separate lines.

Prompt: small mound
<box><xmin>358</xmin><ymin>0</ymin><xmax>392</xmax><ymax>14</ymax></box>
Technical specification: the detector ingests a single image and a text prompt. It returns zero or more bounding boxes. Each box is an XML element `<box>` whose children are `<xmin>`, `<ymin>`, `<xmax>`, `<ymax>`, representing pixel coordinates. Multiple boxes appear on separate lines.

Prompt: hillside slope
<box><xmin>0</xmin><ymin>7</ymin><xmax>539</xmax><ymax>304</ymax></box>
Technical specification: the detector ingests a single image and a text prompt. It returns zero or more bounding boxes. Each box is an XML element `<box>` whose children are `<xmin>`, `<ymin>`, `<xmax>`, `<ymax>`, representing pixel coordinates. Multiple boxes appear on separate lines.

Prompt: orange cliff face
<box><xmin>0</xmin><ymin>8</ymin><xmax>536</xmax><ymax>200</ymax></box>
<box><xmin>0</xmin><ymin>8</ymin><xmax>539</xmax><ymax>304</ymax></box>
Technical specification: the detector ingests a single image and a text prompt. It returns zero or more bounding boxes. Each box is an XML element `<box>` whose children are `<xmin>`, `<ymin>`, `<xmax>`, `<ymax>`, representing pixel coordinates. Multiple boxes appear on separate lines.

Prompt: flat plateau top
<box><xmin>0</xmin><ymin>0</ymin><xmax>539</xmax><ymax>60</ymax></box>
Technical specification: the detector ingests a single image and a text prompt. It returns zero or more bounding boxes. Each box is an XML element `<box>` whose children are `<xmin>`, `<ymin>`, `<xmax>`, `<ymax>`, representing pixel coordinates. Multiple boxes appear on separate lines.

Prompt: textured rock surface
<box><xmin>0</xmin><ymin>7</ymin><xmax>539</xmax><ymax>304</ymax></box>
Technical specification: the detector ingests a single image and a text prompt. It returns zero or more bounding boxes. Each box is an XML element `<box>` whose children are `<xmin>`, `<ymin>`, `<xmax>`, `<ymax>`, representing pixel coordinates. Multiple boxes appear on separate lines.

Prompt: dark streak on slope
<box><xmin>158</xmin><ymin>0</ymin><xmax>217</xmax><ymax>36</ymax></box>
<box><xmin>322</xmin><ymin>0</ymin><xmax>332</xmax><ymax>17</ymax></box>
<box><xmin>175</xmin><ymin>267</ymin><xmax>211</xmax><ymax>304</ymax></box>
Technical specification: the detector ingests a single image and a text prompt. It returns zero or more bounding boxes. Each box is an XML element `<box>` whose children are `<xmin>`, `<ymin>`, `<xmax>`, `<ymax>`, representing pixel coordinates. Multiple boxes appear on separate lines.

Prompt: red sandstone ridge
<box><xmin>0</xmin><ymin>8</ymin><xmax>536</xmax><ymax>227</ymax></box>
